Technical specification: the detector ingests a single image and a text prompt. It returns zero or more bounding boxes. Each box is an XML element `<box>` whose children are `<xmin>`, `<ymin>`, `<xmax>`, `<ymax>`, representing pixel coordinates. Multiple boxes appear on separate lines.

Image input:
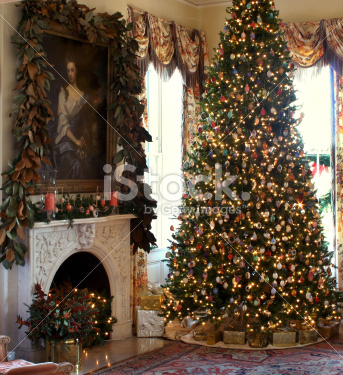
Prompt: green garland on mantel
<box><xmin>0</xmin><ymin>0</ymin><xmax>157</xmax><ymax>269</ymax></box>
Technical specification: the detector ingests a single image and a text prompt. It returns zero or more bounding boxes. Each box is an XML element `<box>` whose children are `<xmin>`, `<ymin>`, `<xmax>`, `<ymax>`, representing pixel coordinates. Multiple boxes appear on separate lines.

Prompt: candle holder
<box><xmin>42</xmin><ymin>170</ymin><xmax>58</xmax><ymax>220</ymax></box>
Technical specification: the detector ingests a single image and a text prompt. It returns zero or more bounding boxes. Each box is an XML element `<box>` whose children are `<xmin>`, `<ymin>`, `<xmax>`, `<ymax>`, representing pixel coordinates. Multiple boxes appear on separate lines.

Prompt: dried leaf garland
<box><xmin>0</xmin><ymin>0</ymin><xmax>156</xmax><ymax>269</ymax></box>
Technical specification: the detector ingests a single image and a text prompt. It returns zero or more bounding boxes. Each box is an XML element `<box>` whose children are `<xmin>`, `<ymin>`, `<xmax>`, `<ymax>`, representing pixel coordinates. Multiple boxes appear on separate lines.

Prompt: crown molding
<box><xmin>174</xmin><ymin>0</ymin><xmax>232</xmax><ymax>9</ymax></box>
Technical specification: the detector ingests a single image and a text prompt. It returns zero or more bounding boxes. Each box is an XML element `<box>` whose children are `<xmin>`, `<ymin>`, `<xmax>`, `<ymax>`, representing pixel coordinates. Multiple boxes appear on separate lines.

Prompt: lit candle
<box><xmin>110</xmin><ymin>191</ymin><xmax>117</xmax><ymax>207</ymax></box>
<box><xmin>45</xmin><ymin>192</ymin><xmax>55</xmax><ymax>211</ymax></box>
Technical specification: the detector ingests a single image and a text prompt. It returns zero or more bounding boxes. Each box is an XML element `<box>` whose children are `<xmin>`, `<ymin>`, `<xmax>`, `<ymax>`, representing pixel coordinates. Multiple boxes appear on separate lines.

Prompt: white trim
<box><xmin>174</xmin><ymin>0</ymin><xmax>232</xmax><ymax>8</ymax></box>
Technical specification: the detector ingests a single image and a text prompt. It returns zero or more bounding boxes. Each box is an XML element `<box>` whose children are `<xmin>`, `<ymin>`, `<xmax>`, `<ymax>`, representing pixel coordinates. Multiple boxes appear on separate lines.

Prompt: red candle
<box><xmin>110</xmin><ymin>191</ymin><xmax>117</xmax><ymax>207</ymax></box>
<box><xmin>45</xmin><ymin>193</ymin><xmax>55</xmax><ymax>211</ymax></box>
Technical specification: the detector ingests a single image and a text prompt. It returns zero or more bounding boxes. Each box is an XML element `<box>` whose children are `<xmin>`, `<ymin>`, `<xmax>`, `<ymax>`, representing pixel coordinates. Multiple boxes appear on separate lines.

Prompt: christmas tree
<box><xmin>162</xmin><ymin>0</ymin><xmax>342</xmax><ymax>335</ymax></box>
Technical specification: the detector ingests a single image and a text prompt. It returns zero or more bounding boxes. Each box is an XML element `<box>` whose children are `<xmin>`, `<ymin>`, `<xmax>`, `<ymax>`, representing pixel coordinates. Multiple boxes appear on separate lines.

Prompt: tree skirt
<box><xmin>180</xmin><ymin>331</ymin><xmax>324</xmax><ymax>350</ymax></box>
<box><xmin>92</xmin><ymin>340</ymin><xmax>343</xmax><ymax>375</ymax></box>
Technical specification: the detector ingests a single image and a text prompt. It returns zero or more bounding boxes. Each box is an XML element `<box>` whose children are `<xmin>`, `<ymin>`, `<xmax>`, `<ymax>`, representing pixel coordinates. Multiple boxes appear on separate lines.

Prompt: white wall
<box><xmin>0</xmin><ymin>2</ymin><xmax>21</xmax><ymax>345</ymax></box>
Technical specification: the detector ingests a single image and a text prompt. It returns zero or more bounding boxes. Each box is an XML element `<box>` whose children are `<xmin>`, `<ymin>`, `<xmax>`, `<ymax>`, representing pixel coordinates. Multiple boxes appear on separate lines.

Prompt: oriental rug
<box><xmin>91</xmin><ymin>340</ymin><xmax>343</xmax><ymax>375</ymax></box>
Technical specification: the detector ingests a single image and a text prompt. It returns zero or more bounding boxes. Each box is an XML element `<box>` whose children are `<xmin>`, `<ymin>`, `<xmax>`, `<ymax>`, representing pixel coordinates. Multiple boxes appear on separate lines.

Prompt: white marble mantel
<box><xmin>12</xmin><ymin>214</ymin><xmax>135</xmax><ymax>361</ymax></box>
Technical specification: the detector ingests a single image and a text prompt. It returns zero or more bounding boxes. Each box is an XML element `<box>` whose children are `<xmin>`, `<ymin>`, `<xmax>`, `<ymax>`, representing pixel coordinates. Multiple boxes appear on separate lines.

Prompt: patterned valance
<box><xmin>127</xmin><ymin>6</ymin><xmax>209</xmax><ymax>89</ymax></box>
<box><xmin>281</xmin><ymin>18</ymin><xmax>343</xmax><ymax>74</ymax></box>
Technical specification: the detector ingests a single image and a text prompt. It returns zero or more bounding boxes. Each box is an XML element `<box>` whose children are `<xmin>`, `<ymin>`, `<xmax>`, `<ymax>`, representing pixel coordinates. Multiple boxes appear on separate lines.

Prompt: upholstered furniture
<box><xmin>0</xmin><ymin>336</ymin><xmax>74</xmax><ymax>375</ymax></box>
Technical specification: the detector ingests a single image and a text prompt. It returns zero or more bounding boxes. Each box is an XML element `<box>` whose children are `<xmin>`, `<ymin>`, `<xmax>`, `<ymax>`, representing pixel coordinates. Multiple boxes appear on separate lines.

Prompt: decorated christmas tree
<box><xmin>162</xmin><ymin>0</ymin><xmax>342</xmax><ymax>335</ymax></box>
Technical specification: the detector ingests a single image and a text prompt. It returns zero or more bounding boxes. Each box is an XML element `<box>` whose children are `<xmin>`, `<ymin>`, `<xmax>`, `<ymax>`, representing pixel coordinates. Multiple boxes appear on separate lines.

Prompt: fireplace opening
<box><xmin>50</xmin><ymin>252</ymin><xmax>115</xmax><ymax>346</ymax></box>
<box><xmin>51</xmin><ymin>252</ymin><xmax>110</xmax><ymax>296</ymax></box>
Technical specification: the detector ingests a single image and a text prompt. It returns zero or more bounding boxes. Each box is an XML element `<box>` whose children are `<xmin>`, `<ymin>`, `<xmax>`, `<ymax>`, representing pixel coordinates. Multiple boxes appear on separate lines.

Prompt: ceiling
<box><xmin>177</xmin><ymin>0</ymin><xmax>232</xmax><ymax>7</ymax></box>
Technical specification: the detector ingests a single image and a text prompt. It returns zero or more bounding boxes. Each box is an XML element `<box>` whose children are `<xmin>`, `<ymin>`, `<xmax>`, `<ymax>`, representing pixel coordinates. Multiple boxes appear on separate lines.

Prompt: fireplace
<box><xmin>51</xmin><ymin>252</ymin><xmax>111</xmax><ymax>295</ymax></box>
<box><xmin>5</xmin><ymin>214</ymin><xmax>135</xmax><ymax>362</ymax></box>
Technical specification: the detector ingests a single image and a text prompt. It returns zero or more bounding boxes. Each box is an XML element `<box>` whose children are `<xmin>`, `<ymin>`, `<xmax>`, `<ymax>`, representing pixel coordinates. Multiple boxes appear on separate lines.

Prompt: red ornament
<box><xmin>86</xmin><ymin>209</ymin><xmax>90</xmax><ymax>215</ymax></box>
<box><xmin>198</xmin><ymin>126</ymin><xmax>203</xmax><ymax>133</ymax></box>
<box><xmin>266</xmin><ymin>250</ymin><xmax>272</xmax><ymax>257</ymax></box>
<box><xmin>221</xmin><ymin>95</ymin><xmax>226</xmax><ymax>102</ymax></box>
<box><xmin>208</xmin><ymin>295</ymin><xmax>213</xmax><ymax>302</ymax></box>
<box><xmin>228</xmin><ymin>253</ymin><xmax>233</xmax><ymax>260</ymax></box>
<box><xmin>211</xmin><ymin>121</ymin><xmax>216</xmax><ymax>127</ymax></box>
<box><xmin>100</xmin><ymin>199</ymin><xmax>105</xmax><ymax>207</ymax></box>
<box><xmin>277</xmin><ymin>88</ymin><xmax>282</xmax><ymax>95</ymax></box>
<box><xmin>208</xmin><ymin>200</ymin><xmax>213</xmax><ymax>207</ymax></box>
<box><xmin>211</xmin><ymin>76</ymin><xmax>216</xmax><ymax>83</ymax></box>
<box><xmin>251</xmin><ymin>22</ymin><xmax>256</xmax><ymax>28</ymax></box>
<box><xmin>66</xmin><ymin>203</ymin><xmax>72</xmax><ymax>212</ymax></box>
<box><xmin>177</xmin><ymin>304</ymin><xmax>183</xmax><ymax>311</ymax></box>
<box><xmin>196</xmin><ymin>243</ymin><xmax>202</xmax><ymax>250</ymax></box>
<box><xmin>261</xmin><ymin>108</ymin><xmax>266</xmax><ymax>116</ymax></box>
<box><xmin>253</xmin><ymin>152</ymin><xmax>258</xmax><ymax>160</ymax></box>
<box><xmin>314</xmin><ymin>296</ymin><xmax>320</xmax><ymax>304</ymax></box>
<box><xmin>89</xmin><ymin>205</ymin><xmax>94</xmax><ymax>212</ymax></box>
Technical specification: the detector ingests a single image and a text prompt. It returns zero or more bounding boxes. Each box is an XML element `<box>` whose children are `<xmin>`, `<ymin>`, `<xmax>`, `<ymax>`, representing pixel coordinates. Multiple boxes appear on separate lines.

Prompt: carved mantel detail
<box><xmin>17</xmin><ymin>215</ymin><xmax>135</xmax><ymax>353</ymax></box>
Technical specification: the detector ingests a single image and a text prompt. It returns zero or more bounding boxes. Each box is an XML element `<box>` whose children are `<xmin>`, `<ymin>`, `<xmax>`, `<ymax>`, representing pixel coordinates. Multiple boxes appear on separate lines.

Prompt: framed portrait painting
<box><xmin>39</xmin><ymin>31</ymin><xmax>116</xmax><ymax>193</ymax></box>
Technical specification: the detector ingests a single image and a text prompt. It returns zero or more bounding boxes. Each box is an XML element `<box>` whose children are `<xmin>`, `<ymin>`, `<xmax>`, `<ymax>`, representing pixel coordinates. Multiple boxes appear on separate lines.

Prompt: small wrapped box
<box><xmin>247</xmin><ymin>332</ymin><xmax>268</xmax><ymax>348</ymax></box>
<box><xmin>141</xmin><ymin>294</ymin><xmax>164</xmax><ymax>310</ymax></box>
<box><xmin>317</xmin><ymin>321</ymin><xmax>339</xmax><ymax>339</ymax></box>
<box><xmin>207</xmin><ymin>331</ymin><xmax>223</xmax><ymax>345</ymax></box>
<box><xmin>297</xmin><ymin>329</ymin><xmax>318</xmax><ymax>344</ymax></box>
<box><xmin>268</xmin><ymin>328</ymin><xmax>297</xmax><ymax>347</ymax></box>
<box><xmin>136</xmin><ymin>309</ymin><xmax>164</xmax><ymax>337</ymax></box>
<box><xmin>193</xmin><ymin>331</ymin><xmax>207</xmax><ymax>341</ymax></box>
<box><xmin>223</xmin><ymin>330</ymin><xmax>246</xmax><ymax>345</ymax></box>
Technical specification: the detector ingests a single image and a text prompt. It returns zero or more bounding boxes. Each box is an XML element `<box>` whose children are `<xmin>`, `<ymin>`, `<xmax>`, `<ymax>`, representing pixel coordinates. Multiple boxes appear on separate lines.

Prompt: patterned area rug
<box><xmin>92</xmin><ymin>340</ymin><xmax>343</xmax><ymax>375</ymax></box>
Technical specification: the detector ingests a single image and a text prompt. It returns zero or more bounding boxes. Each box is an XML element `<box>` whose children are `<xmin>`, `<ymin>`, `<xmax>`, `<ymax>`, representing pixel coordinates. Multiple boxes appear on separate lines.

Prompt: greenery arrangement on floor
<box><xmin>17</xmin><ymin>283</ymin><xmax>116</xmax><ymax>348</ymax></box>
<box><xmin>0</xmin><ymin>0</ymin><xmax>156</xmax><ymax>270</ymax></box>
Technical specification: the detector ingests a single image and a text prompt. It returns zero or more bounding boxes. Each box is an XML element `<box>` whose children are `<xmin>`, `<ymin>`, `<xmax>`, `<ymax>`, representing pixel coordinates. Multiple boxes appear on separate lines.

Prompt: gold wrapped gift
<box><xmin>223</xmin><ymin>330</ymin><xmax>246</xmax><ymax>345</ymax></box>
<box><xmin>268</xmin><ymin>328</ymin><xmax>297</xmax><ymax>347</ymax></box>
<box><xmin>207</xmin><ymin>331</ymin><xmax>223</xmax><ymax>345</ymax></box>
<box><xmin>317</xmin><ymin>321</ymin><xmax>339</xmax><ymax>339</ymax></box>
<box><xmin>193</xmin><ymin>331</ymin><xmax>207</xmax><ymax>341</ymax></box>
<box><xmin>247</xmin><ymin>332</ymin><xmax>268</xmax><ymax>348</ymax></box>
<box><xmin>141</xmin><ymin>294</ymin><xmax>164</xmax><ymax>310</ymax></box>
<box><xmin>297</xmin><ymin>329</ymin><xmax>318</xmax><ymax>344</ymax></box>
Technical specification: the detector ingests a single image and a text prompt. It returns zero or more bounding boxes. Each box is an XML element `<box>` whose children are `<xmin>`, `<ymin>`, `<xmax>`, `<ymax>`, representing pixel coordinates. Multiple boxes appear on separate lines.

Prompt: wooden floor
<box><xmin>76</xmin><ymin>337</ymin><xmax>168</xmax><ymax>375</ymax></box>
<box><xmin>75</xmin><ymin>333</ymin><xmax>343</xmax><ymax>375</ymax></box>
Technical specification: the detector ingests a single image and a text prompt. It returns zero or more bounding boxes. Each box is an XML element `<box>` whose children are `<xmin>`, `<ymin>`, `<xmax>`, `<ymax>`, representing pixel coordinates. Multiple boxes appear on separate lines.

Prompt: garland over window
<box><xmin>127</xmin><ymin>5</ymin><xmax>208</xmax><ymax>90</ymax></box>
<box><xmin>281</xmin><ymin>18</ymin><xmax>343</xmax><ymax>74</ymax></box>
<box><xmin>0</xmin><ymin>0</ymin><xmax>156</xmax><ymax>269</ymax></box>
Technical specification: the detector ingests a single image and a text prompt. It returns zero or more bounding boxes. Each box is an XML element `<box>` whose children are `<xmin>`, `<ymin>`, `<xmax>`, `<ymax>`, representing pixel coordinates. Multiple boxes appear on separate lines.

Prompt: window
<box><xmin>294</xmin><ymin>66</ymin><xmax>335</xmax><ymax>261</ymax></box>
<box><xmin>145</xmin><ymin>67</ymin><xmax>183</xmax><ymax>250</ymax></box>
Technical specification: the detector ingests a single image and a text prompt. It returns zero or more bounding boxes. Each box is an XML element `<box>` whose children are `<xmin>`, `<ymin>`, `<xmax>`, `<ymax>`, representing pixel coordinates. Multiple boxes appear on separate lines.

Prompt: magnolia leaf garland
<box><xmin>0</xmin><ymin>0</ymin><xmax>156</xmax><ymax>269</ymax></box>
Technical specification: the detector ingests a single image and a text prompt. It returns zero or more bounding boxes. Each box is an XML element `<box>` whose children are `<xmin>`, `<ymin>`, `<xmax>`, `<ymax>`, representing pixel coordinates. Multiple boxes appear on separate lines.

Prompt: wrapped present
<box><xmin>247</xmin><ymin>332</ymin><xmax>268</xmax><ymax>348</ymax></box>
<box><xmin>207</xmin><ymin>331</ymin><xmax>223</xmax><ymax>345</ymax></box>
<box><xmin>288</xmin><ymin>319</ymin><xmax>303</xmax><ymax>330</ymax></box>
<box><xmin>193</xmin><ymin>323</ymin><xmax>212</xmax><ymax>341</ymax></box>
<box><xmin>317</xmin><ymin>321</ymin><xmax>339</xmax><ymax>339</ymax></box>
<box><xmin>140</xmin><ymin>282</ymin><xmax>164</xmax><ymax>310</ymax></box>
<box><xmin>297</xmin><ymin>329</ymin><xmax>318</xmax><ymax>344</ymax></box>
<box><xmin>136</xmin><ymin>309</ymin><xmax>164</xmax><ymax>337</ymax></box>
<box><xmin>268</xmin><ymin>328</ymin><xmax>297</xmax><ymax>347</ymax></box>
<box><xmin>141</xmin><ymin>295</ymin><xmax>164</xmax><ymax>310</ymax></box>
<box><xmin>223</xmin><ymin>330</ymin><xmax>246</xmax><ymax>345</ymax></box>
<box><xmin>193</xmin><ymin>331</ymin><xmax>207</xmax><ymax>341</ymax></box>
